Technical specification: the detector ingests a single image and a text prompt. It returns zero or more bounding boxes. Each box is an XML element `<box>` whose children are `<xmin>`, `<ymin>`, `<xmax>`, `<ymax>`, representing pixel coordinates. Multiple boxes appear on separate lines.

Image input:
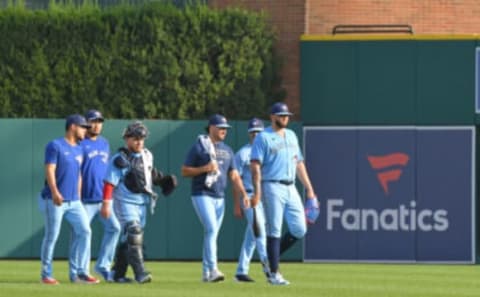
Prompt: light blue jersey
<box><xmin>234</xmin><ymin>144</ymin><xmax>254</xmax><ymax>193</ymax></box>
<box><xmin>103</xmin><ymin>151</ymin><xmax>150</xmax><ymax>205</ymax></box>
<box><xmin>250</xmin><ymin>126</ymin><xmax>303</xmax><ymax>182</ymax></box>
<box><xmin>234</xmin><ymin>143</ymin><xmax>268</xmax><ymax>277</ymax></box>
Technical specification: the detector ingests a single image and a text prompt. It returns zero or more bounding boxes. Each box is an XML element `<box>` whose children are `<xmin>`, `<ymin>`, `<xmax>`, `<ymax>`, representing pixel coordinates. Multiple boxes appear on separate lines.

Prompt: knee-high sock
<box><xmin>280</xmin><ymin>232</ymin><xmax>299</xmax><ymax>255</ymax></box>
<box><xmin>267</xmin><ymin>236</ymin><xmax>280</xmax><ymax>273</ymax></box>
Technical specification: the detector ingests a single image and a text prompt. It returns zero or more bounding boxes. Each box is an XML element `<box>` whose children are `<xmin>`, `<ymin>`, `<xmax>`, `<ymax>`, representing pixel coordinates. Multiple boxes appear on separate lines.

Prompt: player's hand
<box><xmin>204</xmin><ymin>161</ymin><xmax>218</xmax><ymax>173</ymax></box>
<box><xmin>52</xmin><ymin>192</ymin><xmax>64</xmax><ymax>206</ymax></box>
<box><xmin>234</xmin><ymin>202</ymin><xmax>243</xmax><ymax>218</ymax></box>
<box><xmin>251</xmin><ymin>193</ymin><xmax>260</xmax><ymax>208</ymax></box>
<box><xmin>101</xmin><ymin>200</ymin><xmax>111</xmax><ymax>218</ymax></box>
<box><xmin>242</xmin><ymin>196</ymin><xmax>251</xmax><ymax>209</ymax></box>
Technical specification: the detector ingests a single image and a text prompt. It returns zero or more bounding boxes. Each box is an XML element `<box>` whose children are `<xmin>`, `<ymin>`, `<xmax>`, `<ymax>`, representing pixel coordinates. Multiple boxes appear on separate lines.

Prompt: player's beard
<box><xmin>275</xmin><ymin>119</ymin><xmax>287</xmax><ymax>129</ymax></box>
<box><xmin>87</xmin><ymin>130</ymin><xmax>100</xmax><ymax>138</ymax></box>
<box><xmin>75</xmin><ymin>130</ymin><xmax>86</xmax><ymax>142</ymax></box>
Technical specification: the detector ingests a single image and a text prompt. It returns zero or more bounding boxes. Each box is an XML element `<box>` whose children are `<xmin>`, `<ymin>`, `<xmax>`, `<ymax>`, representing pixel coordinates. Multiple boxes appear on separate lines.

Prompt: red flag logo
<box><xmin>367</xmin><ymin>153</ymin><xmax>409</xmax><ymax>195</ymax></box>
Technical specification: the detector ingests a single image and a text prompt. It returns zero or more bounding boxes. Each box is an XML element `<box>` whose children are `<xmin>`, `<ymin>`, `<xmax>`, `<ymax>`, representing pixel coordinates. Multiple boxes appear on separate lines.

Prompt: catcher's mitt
<box><xmin>159</xmin><ymin>175</ymin><xmax>177</xmax><ymax>196</ymax></box>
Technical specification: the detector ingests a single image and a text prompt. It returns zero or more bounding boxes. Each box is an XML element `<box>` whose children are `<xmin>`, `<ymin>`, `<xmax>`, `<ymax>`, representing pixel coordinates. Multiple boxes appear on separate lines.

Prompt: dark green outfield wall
<box><xmin>301</xmin><ymin>37</ymin><xmax>477</xmax><ymax>125</ymax></box>
<box><xmin>300</xmin><ymin>36</ymin><xmax>480</xmax><ymax>261</ymax></box>
<box><xmin>0</xmin><ymin>119</ymin><xmax>302</xmax><ymax>261</ymax></box>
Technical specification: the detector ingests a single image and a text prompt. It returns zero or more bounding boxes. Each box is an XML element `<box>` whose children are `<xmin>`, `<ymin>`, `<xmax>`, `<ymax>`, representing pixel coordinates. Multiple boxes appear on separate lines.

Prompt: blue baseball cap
<box><xmin>65</xmin><ymin>114</ymin><xmax>91</xmax><ymax>129</ymax></box>
<box><xmin>270</xmin><ymin>102</ymin><xmax>293</xmax><ymax>116</ymax></box>
<box><xmin>248</xmin><ymin>117</ymin><xmax>264</xmax><ymax>133</ymax></box>
<box><xmin>85</xmin><ymin>109</ymin><xmax>104</xmax><ymax>122</ymax></box>
<box><xmin>208</xmin><ymin>114</ymin><xmax>231</xmax><ymax>129</ymax></box>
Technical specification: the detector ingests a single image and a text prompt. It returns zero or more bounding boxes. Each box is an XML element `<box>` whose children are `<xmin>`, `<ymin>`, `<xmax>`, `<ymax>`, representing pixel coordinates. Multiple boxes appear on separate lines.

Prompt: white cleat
<box><xmin>268</xmin><ymin>272</ymin><xmax>290</xmax><ymax>285</ymax></box>
<box><xmin>202</xmin><ymin>271</ymin><xmax>210</xmax><ymax>282</ymax></box>
<box><xmin>207</xmin><ymin>269</ymin><xmax>225</xmax><ymax>282</ymax></box>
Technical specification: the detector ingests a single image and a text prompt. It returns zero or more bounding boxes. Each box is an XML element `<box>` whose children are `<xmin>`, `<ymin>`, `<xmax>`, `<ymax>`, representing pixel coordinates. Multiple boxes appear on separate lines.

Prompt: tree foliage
<box><xmin>0</xmin><ymin>1</ymin><xmax>284</xmax><ymax>119</ymax></box>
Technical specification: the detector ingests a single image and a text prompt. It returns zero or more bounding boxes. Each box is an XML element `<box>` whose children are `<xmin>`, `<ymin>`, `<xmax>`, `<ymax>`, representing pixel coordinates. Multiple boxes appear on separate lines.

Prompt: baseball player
<box><xmin>39</xmin><ymin>114</ymin><xmax>100</xmax><ymax>285</ymax></box>
<box><xmin>250</xmin><ymin>102</ymin><xmax>319</xmax><ymax>285</ymax></box>
<box><xmin>79</xmin><ymin>109</ymin><xmax>121</xmax><ymax>282</ymax></box>
<box><xmin>102</xmin><ymin>121</ymin><xmax>176</xmax><ymax>284</ymax></box>
<box><xmin>233</xmin><ymin>118</ymin><xmax>270</xmax><ymax>282</ymax></box>
<box><xmin>181</xmin><ymin>114</ymin><xmax>249</xmax><ymax>283</ymax></box>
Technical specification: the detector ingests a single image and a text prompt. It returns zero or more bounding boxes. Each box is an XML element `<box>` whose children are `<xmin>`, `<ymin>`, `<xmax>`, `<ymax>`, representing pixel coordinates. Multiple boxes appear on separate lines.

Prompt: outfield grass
<box><xmin>1</xmin><ymin>260</ymin><xmax>480</xmax><ymax>297</ymax></box>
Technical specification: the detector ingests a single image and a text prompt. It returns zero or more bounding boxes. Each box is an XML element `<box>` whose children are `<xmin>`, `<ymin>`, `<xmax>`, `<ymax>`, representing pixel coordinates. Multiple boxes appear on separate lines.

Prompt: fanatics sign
<box><xmin>303</xmin><ymin>127</ymin><xmax>475</xmax><ymax>263</ymax></box>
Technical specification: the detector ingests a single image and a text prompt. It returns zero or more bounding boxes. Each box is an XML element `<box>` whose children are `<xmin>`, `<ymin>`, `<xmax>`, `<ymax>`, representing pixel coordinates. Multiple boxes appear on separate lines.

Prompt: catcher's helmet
<box><xmin>123</xmin><ymin>121</ymin><xmax>149</xmax><ymax>139</ymax></box>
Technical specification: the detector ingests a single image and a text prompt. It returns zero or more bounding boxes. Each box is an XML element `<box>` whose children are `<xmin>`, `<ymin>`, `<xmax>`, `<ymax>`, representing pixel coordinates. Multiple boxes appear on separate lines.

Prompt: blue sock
<box><xmin>280</xmin><ymin>232</ymin><xmax>299</xmax><ymax>255</ymax></box>
<box><xmin>267</xmin><ymin>236</ymin><xmax>280</xmax><ymax>273</ymax></box>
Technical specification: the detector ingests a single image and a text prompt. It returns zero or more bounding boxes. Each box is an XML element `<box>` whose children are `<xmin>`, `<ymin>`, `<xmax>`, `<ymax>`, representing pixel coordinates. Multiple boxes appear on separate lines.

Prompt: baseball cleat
<box><xmin>72</xmin><ymin>274</ymin><xmax>100</xmax><ymax>284</ymax></box>
<box><xmin>207</xmin><ymin>269</ymin><xmax>225</xmax><ymax>282</ymax></box>
<box><xmin>41</xmin><ymin>277</ymin><xmax>60</xmax><ymax>285</ymax></box>
<box><xmin>234</xmin><ymin>274</ymin><xmax>255</xmax><ymax>282</ymax></box>
<box><xmin>268</xmin><ymin>272</ymin><xmax>290</xmax><ymax>285</ymax></box>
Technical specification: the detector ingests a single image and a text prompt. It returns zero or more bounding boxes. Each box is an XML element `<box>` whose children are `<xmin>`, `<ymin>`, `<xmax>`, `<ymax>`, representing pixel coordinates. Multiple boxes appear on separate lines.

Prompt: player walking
<box><xmin>182</xmin><ymin>114</ymin><xmax>249</xmax><ymax>283</ymax></box>
<box><xmin>233</xmin><ymin>118</ymin><xmax>270</xmax><ymax>282</ymax></box>
<box><xmin>103</xmin><ymin>121</ymin><xmax>176</xmax><ymax>284</ymax></box>
<box><xmin>250</xmin><ymin>103</ymin><xmax>319</xmax><ymax>285</ymax></box>
<box><xmin>39</xmin><ymin>114</ymin><xmax>100</xmax><ymax>285</ymax></box>
<box><xmin>80</xmin><ymin>109</ymin><xmax>121</xmax><ymax>282</ymax></box>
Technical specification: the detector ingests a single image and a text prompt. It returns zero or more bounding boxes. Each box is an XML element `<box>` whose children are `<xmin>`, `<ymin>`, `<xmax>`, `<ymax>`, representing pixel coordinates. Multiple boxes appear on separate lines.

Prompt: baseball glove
<box><xmin>305</xmin><ymin>197</ymin><xmax>320</xmax><ymax>225</ymax></box>
<box><xmin>159</xmin><ymin>175</ymin><xmax>177</xmax><ymax>196</ymax></box>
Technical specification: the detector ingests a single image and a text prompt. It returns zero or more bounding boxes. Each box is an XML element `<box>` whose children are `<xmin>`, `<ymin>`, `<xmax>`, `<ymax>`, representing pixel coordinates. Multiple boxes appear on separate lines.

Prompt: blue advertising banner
<box><xmin>304</xmin><ymin>127</ymin><xmax>475</xmax><ymax>263</ymax></box>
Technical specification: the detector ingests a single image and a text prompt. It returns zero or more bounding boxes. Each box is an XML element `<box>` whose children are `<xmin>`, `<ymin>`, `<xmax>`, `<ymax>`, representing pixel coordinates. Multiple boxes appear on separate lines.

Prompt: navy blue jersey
<box><xmin>80</xmin><ymin>136</ymin><xmax>110</xmax><ymax>203</ymax></box>
<box><xmin>41</xmin><ymin>137</ymin><xmax>83</xmax><ymax>201</ymax></box>
<box><xmin>184</xmin><ymin>140</ymin><xmax>235</xmax><ymax>198</ymax></box>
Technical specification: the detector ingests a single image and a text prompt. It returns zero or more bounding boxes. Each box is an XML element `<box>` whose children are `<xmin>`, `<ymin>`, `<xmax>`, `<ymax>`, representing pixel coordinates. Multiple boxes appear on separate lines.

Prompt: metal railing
<box><xmin>332</xmin><ymin>24</ymin><xmax>414</xmax><ymax>35</ymax></box>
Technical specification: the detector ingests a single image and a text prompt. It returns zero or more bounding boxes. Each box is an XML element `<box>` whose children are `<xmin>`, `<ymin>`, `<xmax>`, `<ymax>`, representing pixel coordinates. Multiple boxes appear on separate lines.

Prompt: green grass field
<box><xmin>1</xmin><ymin>260</ymin><xmax>480</xmax><ymax>297</ymax></box>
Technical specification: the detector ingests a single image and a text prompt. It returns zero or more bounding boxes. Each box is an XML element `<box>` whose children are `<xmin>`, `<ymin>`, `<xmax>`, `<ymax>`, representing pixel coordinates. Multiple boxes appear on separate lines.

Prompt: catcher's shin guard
<box><xmin>126</xmin><ymin>221</ymin><xmax>151</xmax><ymax>283</ymax></box>
<box><xmin>112</xmin><ymin>241</ymin><xmax>129</xmax><ymax>280</ymax></box>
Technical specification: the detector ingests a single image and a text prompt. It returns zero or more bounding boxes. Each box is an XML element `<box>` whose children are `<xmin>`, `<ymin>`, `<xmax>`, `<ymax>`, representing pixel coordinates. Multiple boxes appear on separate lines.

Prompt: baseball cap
<box><xmin>207</xmin><ymin>114</ymin><xmax>231</xmax><ymax>129</ymax></box>
<box><xmin>247</xmin><ymin>117</ymin><xmax>264</xmax><ymax>133</ymax></box>
<box><xmin>270</xmin><ymin>102</ymin><xmax>293</xmax><ymax>116</ymax></box>
<box><xmin>66</xmin><ymin>114</ymin><xmax>91</xmax><ymax>129</ymax></box>
<box><xmin>123</xmin><ymin>121</ymin><xmax>149</xmax><ymax>139</ymax></box>
<box><xmin>85</xmin><ymin>109</ymin><xmax>104</xmax><ymax>122</ymax></box>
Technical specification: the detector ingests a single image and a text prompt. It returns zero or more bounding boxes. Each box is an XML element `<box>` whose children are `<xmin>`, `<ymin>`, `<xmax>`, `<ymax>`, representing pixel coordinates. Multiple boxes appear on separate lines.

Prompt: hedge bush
<box><xmin>0</xmin><ymin>1</ymin><xmax>284</xmax><ymax>119</ymax></box>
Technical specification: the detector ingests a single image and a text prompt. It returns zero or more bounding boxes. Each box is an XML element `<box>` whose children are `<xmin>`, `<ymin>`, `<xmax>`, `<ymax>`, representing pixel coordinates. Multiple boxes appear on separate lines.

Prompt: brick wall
<box><xmin>308</xmin><ymin>0</ymin><xmax>480</xmax><ymax>35</ymax></box>
<box><xmin>209</xmin><ymin>0</ymin><xmax>306</xmax><ymax>116</ymax></box>
<box><xmin>211</xmin><ymin>0</ymin><xmax>480</xmax><ymax>117</ymax></box>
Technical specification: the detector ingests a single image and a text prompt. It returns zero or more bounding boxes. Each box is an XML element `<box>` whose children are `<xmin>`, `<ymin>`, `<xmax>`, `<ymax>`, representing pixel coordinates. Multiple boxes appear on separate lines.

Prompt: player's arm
<box><xmin>78</xmin><ymin>173</ymin><xmax>82</xmax><ymax>199</ymax></box>
<box><xmin>100</xmin><ymin>159</ymin><xmax>121</xmax><ymax>218</ymax></box>
<box><xmin>250</xmin><ymin>160</ymin><xmax>262</xmax><ymax>207</ymax></box>
<box><xmin>296</xmin><ymin>161</ymin><xmax>316</xmax><ymax>199</ymax></box>
<box><xmin>229</xmin><ymin>169</ymin><xmax>249</xmax><ymax>214</ymax></box>
<box><xmin>181</xmin><ymin>162</ymin><xmax>218</xmax><ymax>177</ymax></box>
<box><xmin>100</xmin><ymin>182</ymin><xmax>114</xmax><ymax>218</ymax></box>
<box><xmin>45</xmin><ymin>163</ymin><xmax>63</xmax><ymax>206</ymax></box>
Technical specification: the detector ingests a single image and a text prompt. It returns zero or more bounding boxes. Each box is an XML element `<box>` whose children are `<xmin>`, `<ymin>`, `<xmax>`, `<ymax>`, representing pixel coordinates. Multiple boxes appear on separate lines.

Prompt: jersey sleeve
<box><xmin>44</xmin><ymin>141</ymin><xmax>59</xmax><ymax>165</ymax></box>
<box><xmin>227</xmin><ymin>146</ymin><xmax>236</xmax><ymax>172</ymax></box>
<box><xmin>103</xmin><ymin>154</ymin><xmax>124</xmax><ymax>186</ymax></box>
<box><xmin>183</xmin><ymin>144</ymin><xmax>199</xmax><ymax>167</ymax></box>
<box><xmin>234</xmin><ymin>150</ymin><xmax>243</xmax><ymax>176</ymax></box>
<box><xmin>250</xmin><ymin>133</ymin><xmax>266</xmax><ymax>164</ymax></box>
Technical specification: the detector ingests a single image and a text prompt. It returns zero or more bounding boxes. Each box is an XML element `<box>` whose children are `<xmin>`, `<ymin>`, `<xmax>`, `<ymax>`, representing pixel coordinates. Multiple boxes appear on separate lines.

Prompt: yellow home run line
<box><xmin>301</xmin><ymin>34</ymin><xmax>480</xmax><ymax>41</ymax></box>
